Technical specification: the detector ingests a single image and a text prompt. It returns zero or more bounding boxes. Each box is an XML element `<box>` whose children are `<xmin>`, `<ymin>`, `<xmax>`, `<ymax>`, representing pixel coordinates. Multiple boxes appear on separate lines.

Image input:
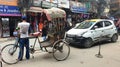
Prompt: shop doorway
<box><xmin>1</xmin><ymin>18</ymin><xmax>10</xmax><ymax>37</ymax></box>
<box><xmin>0</xmin><ymin>19</ymin><xmax>2</xmax><ymax>37</ymax></box>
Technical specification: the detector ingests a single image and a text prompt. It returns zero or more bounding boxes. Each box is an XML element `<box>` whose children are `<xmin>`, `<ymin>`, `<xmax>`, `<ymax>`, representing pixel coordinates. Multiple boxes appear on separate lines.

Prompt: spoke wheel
<box><xmin>52</xmin><ymin>39</ymin><xmax>70</xmax><ymax>61</ymax></box>
<box><xmin>1</xmin><ymin>44</ymin><xmax>21</xmax><ymax>65</ymax></box>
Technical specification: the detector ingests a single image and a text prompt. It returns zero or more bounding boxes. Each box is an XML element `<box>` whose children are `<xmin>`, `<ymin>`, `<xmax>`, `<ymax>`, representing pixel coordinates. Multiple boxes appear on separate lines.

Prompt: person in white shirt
<box><xmin>17</xmin><ymin>16</ymin><xmax>30</xmax><ymax>61</ymax></box>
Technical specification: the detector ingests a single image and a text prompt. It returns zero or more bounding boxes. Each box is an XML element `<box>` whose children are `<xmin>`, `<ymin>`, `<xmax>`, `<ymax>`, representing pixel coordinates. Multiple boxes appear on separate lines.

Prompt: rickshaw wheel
<box><xmin>52</xmin><ymin>39</ymin><xmax>70</xmax><ymax>61</ymax></box>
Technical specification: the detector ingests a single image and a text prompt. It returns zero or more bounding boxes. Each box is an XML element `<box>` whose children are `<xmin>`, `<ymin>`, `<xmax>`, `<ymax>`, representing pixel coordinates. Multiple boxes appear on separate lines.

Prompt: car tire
<box><xmin>111</xmin><ymin>34</ymin><xmax>118</xmax><ymax>42</ymax></box>
<box><xmin>83</xmin><ymin>38</ymin><xmax>93</xmax><ymax>48</ymax></box>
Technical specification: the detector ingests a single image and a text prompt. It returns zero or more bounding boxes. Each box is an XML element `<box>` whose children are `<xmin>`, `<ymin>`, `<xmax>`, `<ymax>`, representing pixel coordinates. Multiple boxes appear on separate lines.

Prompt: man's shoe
<box><xmin>16</xmin><ymin>59</ymin><xmax>22</xmax><ymax>61</ymax></box>
<box><xmin>19</xmin><ymin>59</ymin><xmax>23</xmax><ymax>61</ymax></box>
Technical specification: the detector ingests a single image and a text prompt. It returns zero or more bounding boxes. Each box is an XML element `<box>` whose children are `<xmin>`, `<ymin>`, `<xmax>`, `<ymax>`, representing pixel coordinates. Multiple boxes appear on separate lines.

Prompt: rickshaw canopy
<box><xmin>27</xmin><ymin>7</ymin><xmax>66</xmax><ymax>21</ymax></box>
<box><xmin>43</xmin><ymin>7</ymin><xmax>66</xmax><ymax>21</ymax></box>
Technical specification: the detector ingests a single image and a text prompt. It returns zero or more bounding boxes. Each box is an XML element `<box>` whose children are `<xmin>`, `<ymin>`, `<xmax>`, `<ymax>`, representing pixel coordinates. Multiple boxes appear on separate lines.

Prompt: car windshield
<box><xmin>74</xmin><ymin>21</ymin><xmax>95</xmax><ymax>29</ymax></box>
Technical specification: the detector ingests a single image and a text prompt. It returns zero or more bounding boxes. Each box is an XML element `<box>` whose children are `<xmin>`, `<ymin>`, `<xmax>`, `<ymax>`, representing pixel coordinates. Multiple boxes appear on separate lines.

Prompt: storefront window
<box><xmin>1</xmin><ymin>18</ymin><xmax>10</xmax><ymax>37</ymax></box>
<box><xmin>0</xmin><ymin>20</ymin><xmax>2</xmax><ymax>37</ymax></box>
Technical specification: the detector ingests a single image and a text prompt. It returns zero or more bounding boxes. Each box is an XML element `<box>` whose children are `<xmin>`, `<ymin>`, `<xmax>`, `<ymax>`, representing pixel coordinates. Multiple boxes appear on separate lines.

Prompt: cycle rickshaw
<box><xmin>1</xmin><ymin>7</ymin><xmax>70</xmax><ymax>65</ymax></box>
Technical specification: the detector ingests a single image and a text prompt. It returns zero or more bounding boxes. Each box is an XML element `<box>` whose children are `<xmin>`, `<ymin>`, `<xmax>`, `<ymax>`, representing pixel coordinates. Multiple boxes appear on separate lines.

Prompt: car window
<box><xmin>94</xmin><ymin>21</ymin><xmax>103</xmax><ymax>28</ymax></box>
<box><xmin>104</xmin><ymin>21</ymin><xmax>112</xmax><ymax>27</ymax></box>
<box><xmin>74</xmin><ymin>21</ymin><xmax>94</xmax><ymax>29</ymax></box>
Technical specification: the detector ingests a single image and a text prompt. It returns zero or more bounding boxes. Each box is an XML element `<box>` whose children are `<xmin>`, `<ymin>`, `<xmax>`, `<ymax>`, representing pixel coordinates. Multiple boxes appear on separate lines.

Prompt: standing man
<box><xmin>17</xmin><ymin>16</ymin><xmax>30</xmax><ymax>60</ymax></box>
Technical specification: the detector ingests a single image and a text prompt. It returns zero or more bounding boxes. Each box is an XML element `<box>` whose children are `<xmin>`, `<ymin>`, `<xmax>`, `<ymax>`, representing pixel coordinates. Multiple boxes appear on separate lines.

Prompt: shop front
<box><xmin>69</xmin><ymin>1</ymin><xmax>89</xmax><ymax>26</ymax></box>
<box><xmin>0</xmin><ymin>5</ymin><xmax>21</xmax><ymax>37</ymax></box>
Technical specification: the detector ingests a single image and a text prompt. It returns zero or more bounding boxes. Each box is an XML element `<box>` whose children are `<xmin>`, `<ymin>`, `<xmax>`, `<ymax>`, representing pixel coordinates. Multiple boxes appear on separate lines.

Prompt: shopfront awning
<box><xmin>43</xmin><ymin>7</ymin><xmax>66</xmax><ymax>21</ymax></box>
<box><xmin>27</xmin><ymin>7</ymin><xmax>43</xmax><ymax>13</ymax></box>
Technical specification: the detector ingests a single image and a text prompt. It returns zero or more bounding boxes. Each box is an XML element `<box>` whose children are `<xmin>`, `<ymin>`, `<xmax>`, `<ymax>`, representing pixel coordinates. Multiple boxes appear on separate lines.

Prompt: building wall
<box><xmin>110</xmin><ymin>0</ymin><xmax>120</xmax><ymax>10</ymax></box>
<box><xmin>110</xmin><ymin>0</ymin><xmax>120</xmax><ymax>4</ymax></box>
<box><xmin>0</xmin><ymin>0</ymin><xmax>17</xmax><ymax>6</ymax></box>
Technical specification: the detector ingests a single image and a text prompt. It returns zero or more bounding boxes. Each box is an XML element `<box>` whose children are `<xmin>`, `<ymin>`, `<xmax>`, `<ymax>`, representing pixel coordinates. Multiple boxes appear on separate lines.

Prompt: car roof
<box><xmin>85</xmin><ymin>19</ymin><xmax>111</xmax><ymax>22</ymax></box>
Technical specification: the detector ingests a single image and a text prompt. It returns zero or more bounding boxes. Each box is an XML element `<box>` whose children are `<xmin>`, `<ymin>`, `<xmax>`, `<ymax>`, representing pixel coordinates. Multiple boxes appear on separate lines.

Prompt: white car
<box><xmin>66</xmin><ymin>19</ymin><xmax>118</xmax><ymax>48</ymax></box>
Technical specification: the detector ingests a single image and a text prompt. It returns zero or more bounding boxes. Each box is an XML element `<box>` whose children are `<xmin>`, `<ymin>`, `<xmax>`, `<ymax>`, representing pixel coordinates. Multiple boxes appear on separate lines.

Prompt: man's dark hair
<box><xmin>22</xmin><ymin>18</ymin><xmax>26</xmax><ymax>20</ymax></box>
<box><xmin>22</xmin><ymin>16</ymin><xmax>27</xmax><ymax>20</ymax></box>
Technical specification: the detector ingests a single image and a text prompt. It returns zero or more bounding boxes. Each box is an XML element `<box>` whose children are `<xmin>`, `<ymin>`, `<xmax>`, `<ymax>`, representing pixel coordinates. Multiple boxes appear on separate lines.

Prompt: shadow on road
<box><xmin>69</xmin><ymin>40</ymin><xmax>115</xmax><ymax>49</ymax></box>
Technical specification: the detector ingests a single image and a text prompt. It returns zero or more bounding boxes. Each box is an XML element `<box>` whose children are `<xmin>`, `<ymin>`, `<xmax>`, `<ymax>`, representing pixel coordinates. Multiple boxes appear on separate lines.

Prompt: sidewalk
<box><xmin>0</xmin><ymin>37</ymin><xmax>15</xmax><ymax>43</ymax></box>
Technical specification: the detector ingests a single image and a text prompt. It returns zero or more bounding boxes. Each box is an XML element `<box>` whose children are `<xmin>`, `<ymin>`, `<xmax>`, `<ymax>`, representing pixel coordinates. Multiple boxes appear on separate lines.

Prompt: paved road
<box><xmin>1</xmin><ymin>36</ymin><xmax>120</xmax><ymax>67</ymax></box>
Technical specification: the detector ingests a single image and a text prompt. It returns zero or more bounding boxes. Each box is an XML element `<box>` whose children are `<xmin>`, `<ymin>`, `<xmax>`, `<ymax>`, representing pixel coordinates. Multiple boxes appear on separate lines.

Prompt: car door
<box><xmin>91</xmin><ymin>21</ymin><xmax>104</xmax><ymax>41</ymax></box>
<box><xmin>103</xmin><ymin>21</ymin><xmax>114</xmax><ymax>38</ymax></box>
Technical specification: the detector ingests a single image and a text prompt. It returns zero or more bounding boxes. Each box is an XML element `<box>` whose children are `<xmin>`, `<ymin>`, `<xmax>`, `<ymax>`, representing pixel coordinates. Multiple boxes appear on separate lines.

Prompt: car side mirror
<box><xmin>93</xmin><ymin>26</ymin><xmax>98</xmax><ymax>30</ymax></box>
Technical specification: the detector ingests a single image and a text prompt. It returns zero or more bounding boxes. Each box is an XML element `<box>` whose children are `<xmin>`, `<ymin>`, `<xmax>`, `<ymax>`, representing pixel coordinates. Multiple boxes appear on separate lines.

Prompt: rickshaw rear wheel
<box><xmin>52</xmin><ymin>39</ymin><xmax>70</xmax><ymax>61</ymax></box>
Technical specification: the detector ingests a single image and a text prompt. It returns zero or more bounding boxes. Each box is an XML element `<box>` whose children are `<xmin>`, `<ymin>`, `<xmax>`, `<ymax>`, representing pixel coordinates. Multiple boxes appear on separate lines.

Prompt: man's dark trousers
<box><xmin>18</xmin><ymin>38</ymin><xmax>30</xmax><ymax>60</ymax></box>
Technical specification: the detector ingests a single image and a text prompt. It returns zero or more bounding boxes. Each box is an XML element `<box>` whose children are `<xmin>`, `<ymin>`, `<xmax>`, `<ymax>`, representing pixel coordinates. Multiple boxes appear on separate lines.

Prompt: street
<box><xmin>0</xmin><ymin>36</ymin><xmax>120</xmax><ymax>67</ymax></box>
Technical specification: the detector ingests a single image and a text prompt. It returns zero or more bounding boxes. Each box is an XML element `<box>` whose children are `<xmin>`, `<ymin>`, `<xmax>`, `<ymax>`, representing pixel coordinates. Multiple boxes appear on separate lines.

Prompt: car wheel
<box><xmin>84</xmin><ymin>38</ymin><xmax>93</xmax><ymax>48</ymax></box>
<box><xmin>111</xmin><ymin>34</ymin><xmax>118</xmax><ymax>42</ymax></box>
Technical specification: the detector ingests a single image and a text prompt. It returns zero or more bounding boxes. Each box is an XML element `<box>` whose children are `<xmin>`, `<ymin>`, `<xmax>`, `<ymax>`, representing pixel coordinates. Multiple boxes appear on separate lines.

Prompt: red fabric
<box><xmin>38</xmin><ymin>22</ymin><xmax>43</xmax><ymax>31</ymax></box>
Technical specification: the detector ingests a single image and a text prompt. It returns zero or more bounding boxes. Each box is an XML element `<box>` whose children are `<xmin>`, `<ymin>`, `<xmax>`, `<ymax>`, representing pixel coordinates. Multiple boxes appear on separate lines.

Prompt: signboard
<box><xmin>42</xmin><ymin>1</ymin><xmax>57</xmax><ymax>8</ymax></box>
<box><xmin>58</xmin><ymin>0</ymin><xmax>69</xmax><ymax>8</ymax></box>
<box><xmin>70</xmin><ymin>1</ymin><xmax>86</xmax><ymax>8</ymax></box>
<box><xmin>45</xmin><ymin>0</ymin><xmax>70</xmax><ymax>8</ymax></box>
<box><xmin>0</xmin><ymin>5</ymin><xmax>21</xmax><ymax>16</ymax></box>
<box><xmin>0</xmin><ymin>0</ymin><xmax>17</xmax><ymax>6</ymax></box>
<box><xmin>33</xmin><ymin>0</ymin><xmax>42</xmax><ymax>6</ymax></box>
<box><xmin>70</xmin><ymin>1</ymin><xmax>87</xmax><ymax>13</ymax></box>
<box><xmin>71</xmin><ymin>6</ymin><xmax>87</xmax><ymax>13</ymax></box>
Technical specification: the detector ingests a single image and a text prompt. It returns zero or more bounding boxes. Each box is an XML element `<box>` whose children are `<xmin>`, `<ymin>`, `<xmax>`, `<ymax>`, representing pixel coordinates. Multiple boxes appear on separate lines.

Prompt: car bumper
<box><xmin>66</xmin><ymin>36</ymin><xmax>86</xmax><ymax>44</ymax></box>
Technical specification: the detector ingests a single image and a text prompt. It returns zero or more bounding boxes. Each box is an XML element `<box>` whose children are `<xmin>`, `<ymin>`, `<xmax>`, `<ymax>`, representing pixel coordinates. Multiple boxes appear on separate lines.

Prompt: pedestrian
<box><xmin>17</xmin><ymin>16</ymin><xmax>30</xmax><ymax>61</ymax></box>
<box><xmin>115</xmin><ymin>18</ymin><xmax>120</xmax><ymax>34</ymax></box>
